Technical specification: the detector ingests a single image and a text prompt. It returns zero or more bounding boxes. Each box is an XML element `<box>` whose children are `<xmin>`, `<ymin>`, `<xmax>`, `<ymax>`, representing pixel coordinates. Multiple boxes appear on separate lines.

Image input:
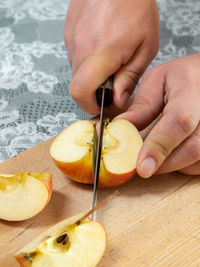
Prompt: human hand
<box><xmin>64</xmin><ymin>0</ymin><xmax>159</xmax><ymax>114</ymax></box>
<box><xmin>117</xmin><ymin>54</ymin><xmax>200</xmax><ymax>177</ymax></box>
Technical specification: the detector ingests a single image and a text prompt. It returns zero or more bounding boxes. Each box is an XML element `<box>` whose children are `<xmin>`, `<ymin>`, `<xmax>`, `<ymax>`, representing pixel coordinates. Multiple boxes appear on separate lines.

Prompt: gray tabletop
<box><xmin>0</xmin><ymin>0</ymin><xmax>200</xmax><ymax>162</ymax></box>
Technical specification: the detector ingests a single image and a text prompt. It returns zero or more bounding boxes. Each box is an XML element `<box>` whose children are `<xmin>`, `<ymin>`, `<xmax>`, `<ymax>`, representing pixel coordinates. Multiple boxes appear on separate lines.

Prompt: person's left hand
<box><xmin>117</xmin><ymin>53</ymin><xmax>200</xmax><ymax>177</ymax></box>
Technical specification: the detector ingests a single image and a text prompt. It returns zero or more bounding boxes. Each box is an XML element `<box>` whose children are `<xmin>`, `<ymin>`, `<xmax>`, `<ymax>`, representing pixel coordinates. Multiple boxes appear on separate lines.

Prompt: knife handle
<box><xmin>96</xmin><ymin>76</ymin><xmax>113</xmax><ymax>107</ymax></box>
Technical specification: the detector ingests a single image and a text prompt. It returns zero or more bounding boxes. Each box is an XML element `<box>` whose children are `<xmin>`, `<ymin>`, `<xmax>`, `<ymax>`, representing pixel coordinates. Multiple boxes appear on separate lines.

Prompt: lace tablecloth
<box><xmin>0</xmin><ymin>0</ymin><xmax>200</xmax><ymax>162</ymax></box>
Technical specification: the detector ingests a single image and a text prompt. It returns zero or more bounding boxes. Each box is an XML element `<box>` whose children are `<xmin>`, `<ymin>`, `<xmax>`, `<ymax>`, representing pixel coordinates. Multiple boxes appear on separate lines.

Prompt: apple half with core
<box><xmin>15</xmin><ymin>213</ymin><xmax>107</xmax><ymax>267</ymax></box>
<box><xmin>0</xmin><ymin>173</ymin><xmax>52</xmax><ymax>221</ymax></box>
<box><xmin>50</xmin><ymin>119</ymin><xmax>143</xmax><ymax>187</ymax></box>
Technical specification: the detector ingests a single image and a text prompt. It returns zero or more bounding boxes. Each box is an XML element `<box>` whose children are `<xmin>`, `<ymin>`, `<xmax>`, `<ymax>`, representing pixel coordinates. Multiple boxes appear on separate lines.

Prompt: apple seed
<box><xmin>62</xmin><ymin>234</ymin><xmax>69</xmax><ymax>245</ymax></box>
<box><xmin>56</xmin><ymin>233</ymin><xmax>69</xmax><ymax>245</ymax></box>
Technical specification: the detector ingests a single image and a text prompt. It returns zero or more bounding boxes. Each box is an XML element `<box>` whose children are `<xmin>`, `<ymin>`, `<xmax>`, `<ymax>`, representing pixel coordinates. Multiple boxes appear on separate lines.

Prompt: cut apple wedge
<box><xmin>50</xmin><ymin>119</ymin><xmax>143</xmax><ymax>187</ymax></box>
<box><xmin>0</xmin><ymin>173</ymin><xmax>52</xmax><ymax>221</ymax></box>
<box><xmin>15</xmin><ymin>213</ymin><xmax>107</xmax><ymax>267</ymax></box>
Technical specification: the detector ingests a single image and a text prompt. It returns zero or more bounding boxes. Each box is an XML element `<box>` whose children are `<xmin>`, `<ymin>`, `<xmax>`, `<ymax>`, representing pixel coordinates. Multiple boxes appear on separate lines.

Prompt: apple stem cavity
<box><xmin>24</xmin><ymin>251</ymin><xmax>37</xmax><ymax>262</ymax></box>
<box><xmin>75</xmin><ymin>191</ymin><xmax>120</xmax><ymax>225</ymax></box>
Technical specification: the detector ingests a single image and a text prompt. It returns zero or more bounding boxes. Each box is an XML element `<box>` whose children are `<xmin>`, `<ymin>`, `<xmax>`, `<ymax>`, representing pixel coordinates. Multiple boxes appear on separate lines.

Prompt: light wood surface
<box><xmin>0</xmin><ymin>122</ymin><xmax>200</xmax><ymax>266</ymax></box>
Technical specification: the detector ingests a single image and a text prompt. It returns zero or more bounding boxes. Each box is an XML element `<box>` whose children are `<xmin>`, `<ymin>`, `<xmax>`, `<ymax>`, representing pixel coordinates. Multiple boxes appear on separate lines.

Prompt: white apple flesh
<box><xmin>50</xmin><ymin>119</ymin><xmax>143</xmax><ymax>187</ymax></box>
<box><xmin>15</xmin><ymin>213</ymin><xmax>107</xmax><ymax>267</ymax></box>
<box><xmin>0</xmin><ymin>173</ymin><xmax>52</xmax><ymax>221</ymax></box>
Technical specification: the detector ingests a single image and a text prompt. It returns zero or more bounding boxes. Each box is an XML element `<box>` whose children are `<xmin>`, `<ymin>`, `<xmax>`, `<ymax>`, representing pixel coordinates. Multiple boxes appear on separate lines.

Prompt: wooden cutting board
<box><xmin>0</xmin><ymin>123</ymin><xmax>200</xmax><ymax>267</ymax></box>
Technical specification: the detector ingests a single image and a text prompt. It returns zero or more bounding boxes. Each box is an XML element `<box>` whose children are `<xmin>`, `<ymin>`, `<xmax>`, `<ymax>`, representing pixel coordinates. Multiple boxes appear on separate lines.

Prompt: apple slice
<box><xmin>50</xmin><ymin>119</ymin><xmax>143</xmax><ymax>187</ymax></box>
<box><xmin>0</xmin><ymin>173</ymin><xmax>52</xmax><ymax>221</ymax></box>
<box><xmin>50</xmin><ymin>120</ymin><xmax>95</xmax><ymax>184</ymax></box>
<box><xmin>15</xmin><ymin>213</ymin><xmax>106</xmax><ymax>267</ymax></box>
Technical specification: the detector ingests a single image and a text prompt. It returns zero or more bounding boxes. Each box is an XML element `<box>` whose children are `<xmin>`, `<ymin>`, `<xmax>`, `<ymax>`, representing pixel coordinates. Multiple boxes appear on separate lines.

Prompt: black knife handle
<box><xmin>96</xmin><ymin>76</ymin><xmax>113</xmax><ymax>107</ymax></box>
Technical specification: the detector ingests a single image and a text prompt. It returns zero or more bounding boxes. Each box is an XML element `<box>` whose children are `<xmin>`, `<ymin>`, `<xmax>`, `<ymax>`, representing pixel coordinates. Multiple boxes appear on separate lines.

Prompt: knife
<box><xmin>91</xmin><ymin>76</ymin><xmax>113</xmax><ymax>220</ymax></box>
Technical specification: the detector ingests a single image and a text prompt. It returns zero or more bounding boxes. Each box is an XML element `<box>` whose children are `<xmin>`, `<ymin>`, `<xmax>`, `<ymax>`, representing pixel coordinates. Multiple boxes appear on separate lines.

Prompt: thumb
<box><xmin>69</xmin><ymin>54</ymin><xmax>120</xmax><ymax>114</ymax></box>
<box><xmin>116</xmin><ymin>68</ymin><xmax>165</xmax><ymax>130</ymax></box>
<box><xmin>135</xmin><ymin>81</ymin><xmax>199</xmax><ymax>178</ymax></box>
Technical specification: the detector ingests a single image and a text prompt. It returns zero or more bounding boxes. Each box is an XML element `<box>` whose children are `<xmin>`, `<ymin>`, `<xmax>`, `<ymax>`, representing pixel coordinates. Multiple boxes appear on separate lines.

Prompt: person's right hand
<box><xmin>64</xmin><ymin>0</ymin><xmax>160</xmax><ymax>114</ymax></box>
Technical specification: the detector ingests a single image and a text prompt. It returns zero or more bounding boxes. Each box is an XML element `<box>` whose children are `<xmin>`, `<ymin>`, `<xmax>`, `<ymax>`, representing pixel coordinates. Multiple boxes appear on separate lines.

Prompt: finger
<box><xmin>69</xmin><ymin>53</ymin><xmax>121</xmax><ymax>114</ymax></box>
<box><xmin>156</xmin><ymin>123</ymin><xmax>200</xmax><ymax>174</ymax></box>
<box><xmin>116</xmin><ymin>67</ymin><xmax>165</xmax><ymax>130</ymax></box>
<box><xmin>114</xmin><ymin>42</ymin><xmax>158</xmax><ymax>109</ymax></box>
<box><xmin>136</xmin><ymin>87</ymin><xmax>200</xmax><ymax>178</ymax></box>
<box><xmin>179</xmin><ymin>161</ymin><xmax>200</xmax><ymax>176</ymax></box>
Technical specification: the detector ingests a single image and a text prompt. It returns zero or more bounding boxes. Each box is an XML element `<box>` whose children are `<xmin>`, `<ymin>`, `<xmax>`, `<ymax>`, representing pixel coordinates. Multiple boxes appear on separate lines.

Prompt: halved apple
<box><xmin>0</xmin><ymin>173</ymin><xmax>52</xmax><ymax>221</ymax></box>
<box><xmin>15</xmin><ymin>213</ymin><xmax>106</xmax><ymax>267</ymax></box>
<box><xmin>50</xmin><ymin>119</ymin><xmax>143</xmax><ymax>187</ymax></box>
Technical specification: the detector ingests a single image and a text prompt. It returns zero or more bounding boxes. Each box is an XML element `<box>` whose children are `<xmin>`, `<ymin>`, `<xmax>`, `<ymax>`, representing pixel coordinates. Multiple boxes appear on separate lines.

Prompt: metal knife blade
<box><xmin>91</xmin><ymin>76</ymin><xmax>113</xmax><ymax>220</ymax></box>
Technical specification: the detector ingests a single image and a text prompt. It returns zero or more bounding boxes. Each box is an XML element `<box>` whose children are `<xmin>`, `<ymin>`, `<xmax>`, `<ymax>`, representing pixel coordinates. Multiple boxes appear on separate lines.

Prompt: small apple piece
<box><xmin>15</xmin><ymin>213</ymin><xmax>107</xmax><ymax>267</ymax></box>
<box><xmin>0</xmin><ymin>173</ymin><xmax>52</xmax><ymax>221</ymax></box>
<box><xmin>50</xmin><ymin>119</ymin><xmax>143</xmax><ymax>187</ymax></box>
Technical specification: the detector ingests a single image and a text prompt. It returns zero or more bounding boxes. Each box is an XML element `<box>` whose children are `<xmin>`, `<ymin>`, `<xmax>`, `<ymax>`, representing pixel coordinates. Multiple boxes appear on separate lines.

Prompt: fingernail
<box><xmin>138</xmin><ymin>157</ymin><xmax>156</xmax><ymax>178</ymax></box>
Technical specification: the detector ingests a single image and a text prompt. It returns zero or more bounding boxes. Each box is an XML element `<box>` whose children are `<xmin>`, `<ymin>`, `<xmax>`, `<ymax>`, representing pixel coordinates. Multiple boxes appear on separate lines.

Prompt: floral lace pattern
<box><xmin>0</xmin><ymin>0</ymin><xmax>200</xmax><ymax>162</ymax></box>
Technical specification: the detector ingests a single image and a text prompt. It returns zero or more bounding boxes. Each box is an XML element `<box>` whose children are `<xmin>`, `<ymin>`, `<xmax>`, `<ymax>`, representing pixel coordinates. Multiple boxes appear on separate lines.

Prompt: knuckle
<box><xmin>134</xmin><ymin>95</ymin><xmax>149</xmax><ymax>106</ymax></box>
<box><xmin>188</xmin><ymin>141</ymin><xmax>200</xmax><ymax>161</ymax></box>
<box><xmin>189</xmin><ymin>127</ymin><xmax>200</xmax><ymax>161</ymax></box>
<box><xmin>175</xmin><ymin>112</ymin><xmax>195</xmax><ymax>136</ymax></box>
<box><xmin>69</xmin><ymin>85</ymin><xmax>81</xmax><ymax>100</ymax></box>
<box><xmin>130</xmin><ymin>95</ymin><xmax>158</xmax><ymax>121</ymax></box>
<box><xmin>129</xmin><ymin>95</ymin><xmax>146</xmax><ymax>111</ymax></box>
<box><xmin>124</xmin><ymin>69</ymin><xmax>140</xmax><ymax>86</ymax></box>
<box><xmin>74</xmin><ymin>33</ymin><xmax>84</xmax><ymax>49</ymax></box>
<box><xmin>69</xmin><ymin>78</ymin><xmax>87</xmax><ymax>101</ymax></box>
<box><xmin>89</xmin><ymin>37</ymin><xmax>103</xmax><ymax>51</ymax></box>
<box><xmin>74</xmin><ymin>33</ymin><xmax>101</xmax><ymax>51</ymax></box>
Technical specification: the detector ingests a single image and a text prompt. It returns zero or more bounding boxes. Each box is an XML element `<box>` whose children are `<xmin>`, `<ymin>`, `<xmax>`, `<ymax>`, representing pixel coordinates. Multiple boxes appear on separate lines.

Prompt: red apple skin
<box><xmin>15</xmin><ymin>253</ymin><xmax>31</xmax><ymax>267</ymax></box>
<box><xmin>98</xmin><ymin>161</ymin><xmax>136</xmax><ymax>188</ymax></box>
<box><xmin>52</xmin><ymin>151</ymin><xmax>94</xmax><ymax>185</ymax></box>
<box><xmin>52</xmin><ymin>151</ymin><xmax>136</xmax><ymax>188</ymax></box>
<box><xmin>99</xmin><ymin>170</ymin><xmax>136</xmax><ymax>188</ymax></box>
<box><xmin>25</xmin><ymin>173</ymin><xmax>52</xmax><ymax>214</ymax></box>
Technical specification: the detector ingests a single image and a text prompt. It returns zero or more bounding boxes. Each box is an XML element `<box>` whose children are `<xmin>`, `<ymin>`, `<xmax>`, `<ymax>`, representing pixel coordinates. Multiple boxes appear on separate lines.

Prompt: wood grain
<box><xmin>0</xmin><ymin>120</ymin><xmax>199</xmax><ymax>266</ymax></box>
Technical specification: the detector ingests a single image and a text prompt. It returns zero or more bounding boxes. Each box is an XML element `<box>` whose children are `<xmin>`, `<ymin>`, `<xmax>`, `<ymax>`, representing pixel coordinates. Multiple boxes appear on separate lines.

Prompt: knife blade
<box><xmin>91</xmin><ymin>76</ymin><xmax>113</xmax><ymax>220</ymax></box>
